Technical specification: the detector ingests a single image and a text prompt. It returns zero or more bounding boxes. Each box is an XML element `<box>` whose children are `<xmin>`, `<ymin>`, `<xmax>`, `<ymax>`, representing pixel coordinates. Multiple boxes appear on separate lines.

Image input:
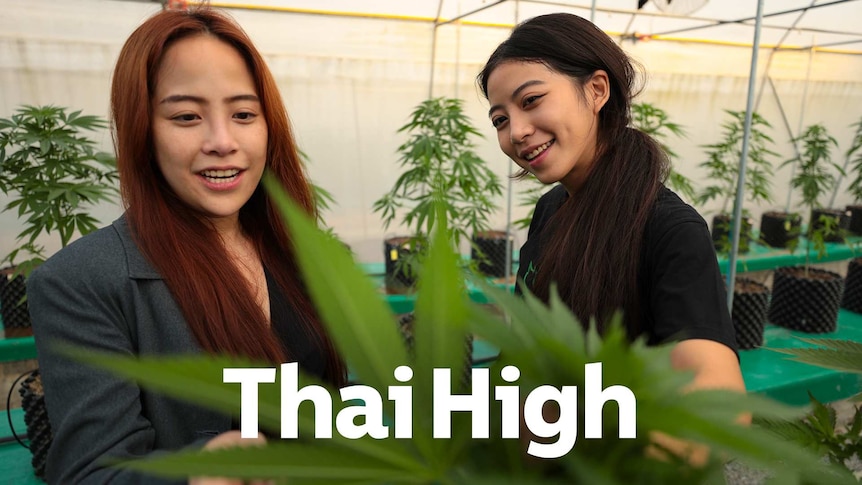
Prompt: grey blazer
<box><xmin>28</xmin><ymin>216</ymin><xmax>231</xmax><ymax>484</ymax></box>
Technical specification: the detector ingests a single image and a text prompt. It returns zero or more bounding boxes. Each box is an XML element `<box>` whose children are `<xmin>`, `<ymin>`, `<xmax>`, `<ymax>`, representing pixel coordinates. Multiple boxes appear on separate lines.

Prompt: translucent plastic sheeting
<box><xmin>2</xmin><ymin>0</ymin><xmax>862</xmax><ymax>264</ymax></box>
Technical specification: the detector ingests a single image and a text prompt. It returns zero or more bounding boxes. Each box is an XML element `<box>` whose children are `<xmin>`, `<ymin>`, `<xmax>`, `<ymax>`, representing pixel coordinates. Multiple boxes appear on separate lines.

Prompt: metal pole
<box><xmin>590</xmin><ymin>0</ymin><xmax>597</xmax><ymax>23</ymax></box>
<box><xmin>454</xmin><ymin>2</ymin><xmax>461</xmax><ymax>99</ymax></box>
<box><xmin>505</xmin><ymin>0</ymin><xmax>520</xmax><ymax>284</ymax></box>
<box><xmin>786</xmin><ymin>45</ymin><xmax>816</xmax><ymax>211</ymax></box>
<box><xmin>765</xmin><ymin>76</ymin><xmax>804</xmax><ymax>212</ymax></box>
<box><xmin>427</xmin><ymin>0</ymin><xmax>445</xmax><ymax>98</ymax></box>
<box><xmin>726</xmin><ymin>0</ymin><xmax>765</xmax><ymax>313</ymax></box>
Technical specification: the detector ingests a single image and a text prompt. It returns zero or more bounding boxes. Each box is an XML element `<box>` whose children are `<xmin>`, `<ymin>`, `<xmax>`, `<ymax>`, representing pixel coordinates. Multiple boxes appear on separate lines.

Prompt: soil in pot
<box><xmin>846</xmin><ymin>205</ymin><xmax>862</xmax><ymax>236</ymax></box>
<box><xmin>732</xmin><ymin>278</ymin><xmax>770</xmax><ymax>350</ymax></box>
<box><xmin>810</xmin><ymin>208</ymin><xmax>848</xmax><ymax>243</ymax></box>
<box><xmin>841</xmin><ymin>258</ymin><xmax>862</xmax><ymax>314</ymax></box>
<box><xmin>759</xmin><ymin>211</ymin><xmax>801</xmax><ymax>249</ymax></box>
<box><xmin>767</xmin><ymin>266</ymin><xmax>844</xmax><ymax>333</ymax></box>
<box><xmin>1</xmin><ymin>270</ymin><xmax>32</xmax><ymax>337</ymax></box>
<box><xmin>384</xmin><ymin>237</ymin><xmax>418</xmax><ymax>294</ymax></box>
<box><xmin>471</xmin><ymin>230</ymin><xmax>514</xmax><ymax>280</ymax></box>
<box><xmin>711</xmin><ymin>214</ymin><xmax>753</xmax><ymax>254</ymax></box>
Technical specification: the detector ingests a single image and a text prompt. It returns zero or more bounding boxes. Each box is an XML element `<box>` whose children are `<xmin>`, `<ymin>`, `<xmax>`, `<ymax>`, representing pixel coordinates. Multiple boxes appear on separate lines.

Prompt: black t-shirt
<box><xmin>264</xmin><ymin>268</ymin><xmax>329</xmax><ymax>380</ymax></box>
<box><xmin>517</xmin><ymin>184</ymin><xmax>738</xmax><ymax>352</ymax></box>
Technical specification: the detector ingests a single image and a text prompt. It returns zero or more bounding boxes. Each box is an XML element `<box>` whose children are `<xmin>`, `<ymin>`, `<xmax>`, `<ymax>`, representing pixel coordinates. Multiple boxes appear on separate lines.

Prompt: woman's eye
<box><xmin>234</xmin><ymin>112</ymin><xmax>256</xmax><ymax>121</ymax></box>
<box><xmin>523</xmin><ymin>94</ymin><xmax>543</xmax><ymax>107</ymax></box>
<box><xmin>491</xmin><ymin>116</ymin><xmax>507</xmax><ymax>129</ymax></box>
<box><xmin>172</xmin><ymin>113</ymin><xmax>199</xmax><ymax>122</ymax></box>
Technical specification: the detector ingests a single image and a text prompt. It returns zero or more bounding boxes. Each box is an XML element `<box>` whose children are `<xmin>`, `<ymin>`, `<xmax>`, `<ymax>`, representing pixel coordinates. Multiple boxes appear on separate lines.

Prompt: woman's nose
<box><xmin>508</xmin><ymin>113</ymin><xmax>533</xmax><ymax>145</ymax></box>
<box><xmin>202</xmin><ymin>119</ymin><xmax>239</xmax><ymax>156</ymax></box>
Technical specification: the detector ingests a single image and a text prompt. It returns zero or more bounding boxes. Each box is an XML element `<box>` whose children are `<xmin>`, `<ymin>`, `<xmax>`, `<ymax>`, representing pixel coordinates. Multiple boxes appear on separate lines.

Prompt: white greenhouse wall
<box><xmin>2</xmin><ymin>0</ymin><xmax>862</xmax><ymax>264</ymax></box>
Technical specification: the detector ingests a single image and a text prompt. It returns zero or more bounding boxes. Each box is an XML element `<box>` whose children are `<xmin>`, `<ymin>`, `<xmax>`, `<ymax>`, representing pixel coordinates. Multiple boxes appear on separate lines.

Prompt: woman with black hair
<box><xmin>478</xmin><ymin>13</ymin><xmax>743</xmax><ymax>407</ymax></box>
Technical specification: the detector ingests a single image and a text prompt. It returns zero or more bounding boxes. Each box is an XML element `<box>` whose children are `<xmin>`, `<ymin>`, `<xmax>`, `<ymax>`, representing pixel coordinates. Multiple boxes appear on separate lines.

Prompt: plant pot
<box><xmin>846</xmin><ymin>205</ymin><xmax>862</xmax><ymax>236</ymax></box>
<box><xmin>384</xmin><ymin>237</ymin><xmax>417</xmax><ymax>294</ymax></box>
<box><xmin>841</xmin><ymin>258</ymin><xmax>862</xmax><ymax>314</ymax></box>
<box><xmin>732</xmin><ymin>278</ymin><xmax>770</xmax><ymax>350</ymax></box>
<box><xmin>759</xmin><ymin>211</ymin><xmax>801</xmax><ymax>249</ymax></box>
<box><xmin>18</xmin><ymin>369</ymin><xmax>52</xmax><ymax>480</ymax></box>
<box><xmin>810</xmin><ymin>208</ymin><xmax>847</xmax><ymax>243</ymax></box>
<box><xmin>711</xmin><ymin>214</ymin><xmax>753</xmax><ymax>254</ymax></box>
<box><xmin>767</xmin><ymin>266</ymin><xmax>844</xmax><ymax>333</ymax></box>
<box><xmin>471</xmin><ymin>230</ymin><xmax>514</xmax><ymax>279</ymax></box>
<box><xmin>398</xmin><ymin>312</ymin><xmax>473</xmax><ymax>388</ymax></box>
<box><xmin>1</xmin><ymin>269</ymin><xmax>32</xmax><ymax>337</ymax></box>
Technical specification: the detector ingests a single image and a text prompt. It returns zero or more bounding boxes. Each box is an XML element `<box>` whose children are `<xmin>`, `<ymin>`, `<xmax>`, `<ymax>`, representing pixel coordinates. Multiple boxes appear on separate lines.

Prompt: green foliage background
<box><xmin>0</xmin><ymin>105</ymin><xmax>118</xmax><ymax>275</ymax></box>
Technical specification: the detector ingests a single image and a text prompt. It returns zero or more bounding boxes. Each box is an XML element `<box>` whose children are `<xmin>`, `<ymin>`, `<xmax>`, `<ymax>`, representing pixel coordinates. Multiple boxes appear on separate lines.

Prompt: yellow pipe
<box><xmin>817</xmin><ymin>47</ymin><xmax>862</xmax><ymax>55</ymax></box>
<box><xmin>195</xmin><ymin>1</ymin><xmax>862</xmax><ymax>55</ymax></box>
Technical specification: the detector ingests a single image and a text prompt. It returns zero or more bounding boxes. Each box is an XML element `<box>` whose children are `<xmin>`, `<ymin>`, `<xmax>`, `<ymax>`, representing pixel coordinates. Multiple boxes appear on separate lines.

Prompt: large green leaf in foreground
<box><xmin>70</xmin><ymin>178</ymin><xmax>855</xmax><ymax>484</ymax></box>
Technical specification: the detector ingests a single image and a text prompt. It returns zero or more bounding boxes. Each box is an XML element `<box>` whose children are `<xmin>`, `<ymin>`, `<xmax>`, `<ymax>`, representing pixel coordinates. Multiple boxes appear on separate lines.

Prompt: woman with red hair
<box><xmin>27</xmin><ymin>7</ymin><xmax>345</xmax><ymax>483</ymax></box>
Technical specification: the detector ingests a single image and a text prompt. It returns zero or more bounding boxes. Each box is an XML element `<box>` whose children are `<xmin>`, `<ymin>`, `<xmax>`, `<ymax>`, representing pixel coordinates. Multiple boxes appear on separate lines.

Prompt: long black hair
<box><xmin>478</xmin><ymin>13</ymin><xmax>669</xmax><ymax>338</ymax></box>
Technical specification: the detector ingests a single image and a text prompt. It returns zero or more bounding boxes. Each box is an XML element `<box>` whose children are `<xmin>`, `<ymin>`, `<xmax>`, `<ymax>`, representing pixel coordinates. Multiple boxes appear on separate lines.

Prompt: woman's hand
<box><xmin>645</xmin><ymin>339</ymin><xmax>748</xmax><ymax>467</ymax></box>
<box><xmin>189</xmin><ymin>431</ymin><xmax>272</xmax><ymax>485</ymax></box>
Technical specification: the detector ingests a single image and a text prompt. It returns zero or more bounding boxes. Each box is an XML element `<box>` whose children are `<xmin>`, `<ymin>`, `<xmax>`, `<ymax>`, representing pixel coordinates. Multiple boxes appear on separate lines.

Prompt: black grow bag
<box><xmin>759</xmin><ymin>212</ymin><xmax>801</xmax><ymax>249</ymax></box>
<box><xmin>471</xmin><ymin>230</ymin><xmax>513</xmax><ymax>279</ymax></box>
<box><xmin>711</xmin><ymin>214</ymin><xmax>753</xmax><ymax>254</ymax></box>
<box><xmin>846</xmin><ymin>205</ymin><xmax>862</xmax><ymax>236</ymax></box>
<box><xmin>20</xmin><ymin>369</ymin><xmax>52</xmax><ymax>480</ymax></box>
<box><xmin>809</xmin><ymin>208</ymin><xmax>848</xmax><ymax>243</ymax></box>
<box><xmin>768</xmin><ymin>266</ymin><xmax>844</xmax><ymax>333</ymax></box>
<box><xmin>383</xmin><ymin>237</ymin><xmax>417</xmax><ymax>293</ymax></box>
<box><xmin>0</xmin><ymin>270</ymin><xmax>32</xmax><ymax>336</ymax></box>
<box><xmin>841</xmin><ymin>258</ymin><xmax>862</xmax><ymax>314</ymax></box>
<box><xmin>732</xmin><ymin>278</ymin><xmax>770</xmax><ymax>350</ymax></box>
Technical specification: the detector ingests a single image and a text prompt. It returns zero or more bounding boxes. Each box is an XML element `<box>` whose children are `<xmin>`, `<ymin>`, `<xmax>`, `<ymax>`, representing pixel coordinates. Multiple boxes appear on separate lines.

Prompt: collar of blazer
<box><xmin>112</xmin><ymin>215</ymin><xmax>164</xmax><ymax>280</ymax></box>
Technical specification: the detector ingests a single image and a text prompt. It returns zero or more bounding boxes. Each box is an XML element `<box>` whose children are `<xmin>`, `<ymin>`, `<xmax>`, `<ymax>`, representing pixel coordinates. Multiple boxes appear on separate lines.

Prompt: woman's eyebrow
<box><xmin>158</xmin><ymin>94</ymin><xmax>260</xmax><ymax>104</ymax></box>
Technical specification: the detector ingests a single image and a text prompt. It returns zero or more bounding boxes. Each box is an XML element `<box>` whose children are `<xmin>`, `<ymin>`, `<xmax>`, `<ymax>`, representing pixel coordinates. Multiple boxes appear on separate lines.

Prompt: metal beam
<box><xmin>436</xmin><ymin>0</ymin><xmax>508</xmax><ymax>27</ymax></box>
<box><xmin>650</xmin><ymin>0</ymin><xmax>857</xmax><ymax>38</ymax></box>
<box><xmin>754</xmin><ymin>0</ymin><xmax>817</xmax><ymax>111</ymax></box>
<box><xmin>795</xmin><ymin>38</ymin><xmax>862</xmax><ymax>50</ymax></box>
<box><xmin>726</xmin><ymin>0</ymin><xmax>766</xmax><ymax>313</ymax></box>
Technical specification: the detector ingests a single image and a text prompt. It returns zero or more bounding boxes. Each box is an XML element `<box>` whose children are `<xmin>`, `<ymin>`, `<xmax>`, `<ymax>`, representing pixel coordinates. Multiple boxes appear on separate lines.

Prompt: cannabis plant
<box><xmin>298</xmin><ymin>148</ymin><xmax>338</xmax><ymax>238</ymax></box>
<box><xmin>783</xmin><ymin>124</ymin><xmax>844</xmax><ymax>273</ymax></box>
<box><xmin>513</xmin><ymin>177</ymin><xmax>551</xmax><ymax>230</ymax></box>
<box><xmin>67</xmin><ymin>176</ymin><xmax>856</xmax><ymax>485</ymax></box>
<box><xmin>0</xmin><ymin>105</ymin><xmax>118</xmax><ymax>276</ymax></box>
<box><xmin>758</xmin><ymin>392</ymin><xmax>862</xmax><ymax>470</ymax></box>
<box><xmin>696</xmin><ymin>110</ymin><xmax>776</xmax><ymax>213</ymax></box>
<box><xmin>786</xmin><ymin>124</ymin><xmax>841</xmax><ymax>211</ymax></box>
<box><xmin>632</xmin><ymin>102</ymin><xmax>696</xmax><ymax>201</ymax></box>
<box><xmin>373</xmin><ymin>97</ymin><xmax>503</xmax><ymax>248</ymax></box>
<box><xmin>763</xmin><ymin>339</ymin><xmax>862</xmax><ymax>471</ymax></box>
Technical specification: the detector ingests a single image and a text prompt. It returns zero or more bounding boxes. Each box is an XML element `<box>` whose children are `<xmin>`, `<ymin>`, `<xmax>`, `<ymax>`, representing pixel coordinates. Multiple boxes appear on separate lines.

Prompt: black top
<box><xmin>517</xmin><ymin>184</ymin><xmax>738</xmax><ymax>352</ymax></box>
<box><xmin>265</xmin><ymin>268</ymin><xmax>328</xmax><ymax>380</ymax></box>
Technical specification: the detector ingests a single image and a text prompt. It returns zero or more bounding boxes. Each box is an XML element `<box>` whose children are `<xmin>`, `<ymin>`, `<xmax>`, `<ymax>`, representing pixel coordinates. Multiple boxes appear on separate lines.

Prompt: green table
<box><xmin>470</xmin><ymin>309</ymin><xmax>862</xmax><ymax>406</ymax></box>
<box><xmin>716</xmin><ymin>236</ymin><xmax>860</xmax><ymax>274</ymax></box>
<box><xmin>741</xmin><ymin>309</ymin><xmax>862</xmax><ymax>405</ymax></box>
<box><xmin>0</xmin><ymin>408</ymin><xmax>41</xmax><ymax>484</ymax></box>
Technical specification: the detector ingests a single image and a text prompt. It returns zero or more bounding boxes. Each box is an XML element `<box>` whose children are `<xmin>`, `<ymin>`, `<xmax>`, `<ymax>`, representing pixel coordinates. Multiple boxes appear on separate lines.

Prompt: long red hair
<box><xmin>111</xmin><ymin>7</ymin><xmax>345</xmax><ymax>385</ymax></box>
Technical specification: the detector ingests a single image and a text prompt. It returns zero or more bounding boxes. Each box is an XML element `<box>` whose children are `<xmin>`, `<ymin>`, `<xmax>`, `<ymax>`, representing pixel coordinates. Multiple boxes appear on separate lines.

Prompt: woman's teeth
<box><xmin>525</xmin><ymin>141</ymin><xmax>553</xmax><ymax>161</ymax></box>
<box><xmin>201</xmin><ymin>169</ymin><xmax>240</xmax><ymax>184</ymax></box>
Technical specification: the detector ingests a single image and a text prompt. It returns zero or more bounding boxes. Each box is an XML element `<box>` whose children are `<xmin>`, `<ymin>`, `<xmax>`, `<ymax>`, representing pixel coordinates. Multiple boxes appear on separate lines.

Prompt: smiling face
<box><xmin>486</xmin><ymin>61</ymin><xmax>609</xmax><ymax>193</ymax></box>
<box><xmin>151</xmin><ymin>34</ymin><xmax>267</xmax><ymax>231</ymax></box>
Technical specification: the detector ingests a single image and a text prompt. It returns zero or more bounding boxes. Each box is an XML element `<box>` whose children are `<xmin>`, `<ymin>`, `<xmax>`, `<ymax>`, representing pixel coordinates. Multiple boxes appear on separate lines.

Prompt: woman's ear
<box><xmin>586</xmin><ymin>70</ymin><xmax>610</xmax><ymax>114</ymax></box>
